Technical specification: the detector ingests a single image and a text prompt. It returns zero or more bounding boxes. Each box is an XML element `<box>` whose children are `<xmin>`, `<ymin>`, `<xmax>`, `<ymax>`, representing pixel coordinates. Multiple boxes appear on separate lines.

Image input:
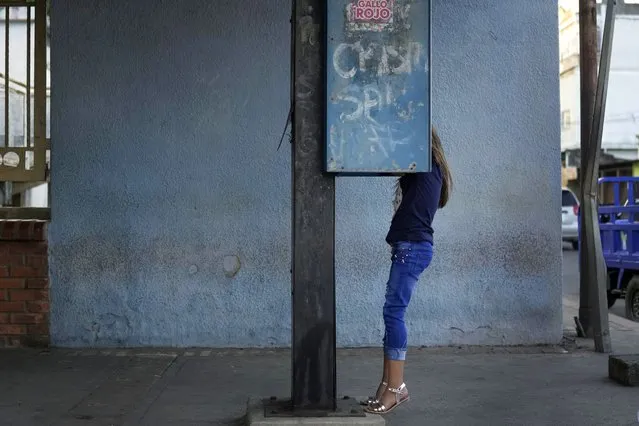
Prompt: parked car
<box><xmin>562</xmin><ymin>187</ymin><xmax>580</xmax><ymax>250</ymax></box>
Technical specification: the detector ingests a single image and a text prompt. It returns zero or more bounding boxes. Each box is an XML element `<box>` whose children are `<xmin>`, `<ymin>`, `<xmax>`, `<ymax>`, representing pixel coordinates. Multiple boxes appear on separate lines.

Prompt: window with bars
<box><xmin>0</xmin><ymin>0</ymin><xmax>49</xmax><ymax>218</ymax></box>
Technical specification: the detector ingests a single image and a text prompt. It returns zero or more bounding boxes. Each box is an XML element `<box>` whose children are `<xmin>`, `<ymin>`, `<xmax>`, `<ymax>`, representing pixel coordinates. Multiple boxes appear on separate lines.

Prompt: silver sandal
<box><xmin>364</xmin><ymin>383</ymin><xmax>410</xmax><ymax>414</ymax></box>
<box><xmin>360</xmin><ymin>381</ymin><xmax>387</xmax><ymax>406</ymax></box>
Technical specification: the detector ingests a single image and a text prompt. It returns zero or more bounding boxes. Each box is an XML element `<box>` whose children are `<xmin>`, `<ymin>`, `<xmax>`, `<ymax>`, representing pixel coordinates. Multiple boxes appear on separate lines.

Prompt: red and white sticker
<box><xmin>350</xmin><ymin>0</ymin><xmax>394</xmax><ymax>23</ymax></box>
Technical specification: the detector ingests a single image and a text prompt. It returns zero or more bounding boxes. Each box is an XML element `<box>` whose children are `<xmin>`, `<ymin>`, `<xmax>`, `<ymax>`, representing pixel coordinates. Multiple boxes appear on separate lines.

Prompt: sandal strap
<box><xmin>364</xmin><ymin>385</ymin><xmax>409</xmax><ymax>414</ymax></box>
<box><xmin>363</xmin><ymin>381</ymin><xmax>390</xmax><ymax>405</ymax></box>
<box><xmin>387</xmin><ymin>383</ymin><xmax>406</xmax><ymax>394</ymax></box>
<box><xmin>370</xmin><ymin>403</ymin><xmax>387</xmax><ymax>412</ymax></box>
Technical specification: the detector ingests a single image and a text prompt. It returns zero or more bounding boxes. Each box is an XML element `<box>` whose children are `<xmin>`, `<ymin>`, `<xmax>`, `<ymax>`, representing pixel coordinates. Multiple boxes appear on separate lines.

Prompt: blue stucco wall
<box><xmin>50</xmin><ymin>0</ymin><xmax>561</xmax><ymax>347</ymax></box>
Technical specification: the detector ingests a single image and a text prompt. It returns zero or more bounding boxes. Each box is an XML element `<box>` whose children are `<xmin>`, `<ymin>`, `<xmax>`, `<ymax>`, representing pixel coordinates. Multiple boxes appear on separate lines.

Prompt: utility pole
<box><xmin>578</xmin><ymin>0</ymin><xmax>598</xmax><ymax>338</ymax></box>
<box><xmin>291</xmin><ymin>0</ymin><xmax>337</xmax><ymax>413</ymax></box>
<box><xmin>578</xmin><ymin>0</ymin><xmax>616</xmax><ymax>353</ymax></box>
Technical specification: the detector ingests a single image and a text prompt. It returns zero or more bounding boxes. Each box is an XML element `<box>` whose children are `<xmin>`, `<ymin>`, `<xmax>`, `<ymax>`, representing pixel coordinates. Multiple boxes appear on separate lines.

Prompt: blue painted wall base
<box><xmin>50</xmin><ymin>0</ymin><xmax>562</xmax><ymax>347</ymax></box>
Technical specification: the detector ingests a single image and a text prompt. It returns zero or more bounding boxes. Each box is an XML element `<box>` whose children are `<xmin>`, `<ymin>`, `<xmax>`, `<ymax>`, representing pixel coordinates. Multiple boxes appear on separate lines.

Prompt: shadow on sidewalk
<box><xmin>2</xmin><ymin>340</ymin><xmax>639</xmax><ymax>425</ymax></box>
<box><xmin>2</xmin><ymin>301</ymin><xmax>639</xmax><ymax>425</ymax></box>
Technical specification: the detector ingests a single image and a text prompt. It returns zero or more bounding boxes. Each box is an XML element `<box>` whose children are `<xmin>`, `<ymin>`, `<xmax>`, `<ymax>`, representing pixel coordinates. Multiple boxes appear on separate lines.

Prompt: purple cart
<box><xmin>584</xmin><ymin>177</ymin><xmax>639</xmax><ymax>321</ymax></box>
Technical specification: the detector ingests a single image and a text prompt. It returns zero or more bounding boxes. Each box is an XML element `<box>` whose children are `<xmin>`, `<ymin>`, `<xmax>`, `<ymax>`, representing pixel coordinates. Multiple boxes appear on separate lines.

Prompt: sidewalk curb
<box><xmin>563</xmin><ymin>297</ymin><xmax>639</xmax><ymax>332</ymax></box>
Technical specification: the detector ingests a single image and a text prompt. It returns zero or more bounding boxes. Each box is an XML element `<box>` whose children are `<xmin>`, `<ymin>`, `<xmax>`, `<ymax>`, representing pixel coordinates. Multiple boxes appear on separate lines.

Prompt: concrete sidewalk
<box><xmin>562</xmin><ymin>296</ymin><xmax>639</xmax><ymax>353</ymax></box>
<box><xmin>2</xmin><ymin>301</ymin><xmax>639</xmax><ymax>426</ymax></box>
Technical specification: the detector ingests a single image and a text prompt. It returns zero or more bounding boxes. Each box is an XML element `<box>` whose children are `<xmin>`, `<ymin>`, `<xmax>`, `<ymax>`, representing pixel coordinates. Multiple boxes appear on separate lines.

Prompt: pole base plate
<box><xmin>263</xmin><ymin>396</ymin><xmax>365</xmax><ymax>418</ymax></box>
<box><xmin>245</xmin><ymin>397</ymin><xmax>386</xmax><ymax>425</ymax></box>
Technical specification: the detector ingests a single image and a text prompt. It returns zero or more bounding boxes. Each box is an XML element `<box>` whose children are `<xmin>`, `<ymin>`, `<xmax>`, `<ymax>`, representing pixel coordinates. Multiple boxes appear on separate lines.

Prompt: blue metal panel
<box><xmin>587</xmin><ymin>177</ymin><xmax>639</xmax><ymax>274</ymax></box>
<box><xmin>325</xmin><ymin>0</ymin><xmax>431</xmax><ymax>174</ymax></box>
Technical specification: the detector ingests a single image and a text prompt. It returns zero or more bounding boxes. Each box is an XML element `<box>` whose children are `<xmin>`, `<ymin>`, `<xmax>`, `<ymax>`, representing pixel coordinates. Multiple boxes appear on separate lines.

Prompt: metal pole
<box><xmin>4</xmin><ymin>6</ymin><xmax>9</xmax><ymax>149</ymax></box>
<box><xmin>578</xmin><ymin>0</ymin><xmax>598</xmax><ymax>337</ymax></box>
<box><xmin>33</xmin><ymin>0</ymin><xmax>46</xmax><ymax>181</ymax></box>
<box><xmin>26</xmin><ymin>5</ymin><xmax>31</xmax><ymax>146</ymax></box>
<box><xmin>2</xmin><ymin>7</ymin><xmax>10</xmax><ymax>206</ymax></box>
<box><xmin>2</xmin><ymin>182</ymin><xmax>12</xmax><ymax>206</ymax></box>
<box><xmin>291</xmin><ymin>0</ymin><xmax>336</xmax><ymax>413</ymax></box>
<box><xmin>582</xmin><ymin>0</ymin><xmax>616</xmax><ymax>353</ymax></box>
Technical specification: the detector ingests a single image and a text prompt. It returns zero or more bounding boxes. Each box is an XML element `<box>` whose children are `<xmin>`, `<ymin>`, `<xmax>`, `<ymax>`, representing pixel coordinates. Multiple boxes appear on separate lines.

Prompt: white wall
<box><xmin>23</xmin><ymin>182</ymin><xmax>47</xmax><ymax>207</ymax></box>
<box><xmin>602</xmin><ymin>15</ymin><xmax>639</xmax><ymax>152</ymax></box>
<box><xmin>560</xmin><ymin>67</ymin><xmax>580</xmax><ymax>151</ymax></box>
<box><xmin>559</xmin><ymin>5</ymin><xmax>581</xmax><ymax>152</ymax></box>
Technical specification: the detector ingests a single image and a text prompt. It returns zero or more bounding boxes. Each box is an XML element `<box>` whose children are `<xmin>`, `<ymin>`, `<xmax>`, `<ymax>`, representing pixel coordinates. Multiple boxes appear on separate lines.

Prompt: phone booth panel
<box><xmin>326</xmin><ymin>0</ymin><xmax>431</xmax><ymax>175</ymax></box>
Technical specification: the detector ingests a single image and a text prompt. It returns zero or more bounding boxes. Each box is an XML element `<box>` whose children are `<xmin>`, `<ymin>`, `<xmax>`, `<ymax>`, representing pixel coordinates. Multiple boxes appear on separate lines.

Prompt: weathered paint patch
<box><xmin>223</xmin><ymin>255</ymin><xmax>241</xmax><ymax>278</ymax></box>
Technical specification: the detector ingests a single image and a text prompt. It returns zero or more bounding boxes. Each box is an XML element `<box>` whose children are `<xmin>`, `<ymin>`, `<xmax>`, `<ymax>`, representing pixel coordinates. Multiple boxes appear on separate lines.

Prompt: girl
<box><xmin>364</xmin><ymin>127</ymin><xmax>452</xmax><ymax>415</ymax></box>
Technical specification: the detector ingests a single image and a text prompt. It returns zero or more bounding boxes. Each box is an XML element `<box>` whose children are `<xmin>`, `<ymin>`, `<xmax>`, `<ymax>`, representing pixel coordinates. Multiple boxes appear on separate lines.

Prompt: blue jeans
<box><xmin>383</xmin><ymin>241</ymin><xmax>433</xmax><ymax>361</ymax></box>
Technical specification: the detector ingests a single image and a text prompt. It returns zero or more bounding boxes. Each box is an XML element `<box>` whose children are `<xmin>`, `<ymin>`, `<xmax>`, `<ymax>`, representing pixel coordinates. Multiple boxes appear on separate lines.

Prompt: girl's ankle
<box><xmin>388</xmin><ymin>380</ymin><xmax>404</xmax><ymax>388</ymax></box>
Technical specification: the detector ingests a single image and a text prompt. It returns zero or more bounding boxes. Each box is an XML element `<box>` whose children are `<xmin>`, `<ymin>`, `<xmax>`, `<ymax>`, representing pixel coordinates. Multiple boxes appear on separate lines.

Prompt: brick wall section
<box><xmin>0</xmin><ymin>220</ymin><xmax>49</xmax><ymax>348</ymax></box>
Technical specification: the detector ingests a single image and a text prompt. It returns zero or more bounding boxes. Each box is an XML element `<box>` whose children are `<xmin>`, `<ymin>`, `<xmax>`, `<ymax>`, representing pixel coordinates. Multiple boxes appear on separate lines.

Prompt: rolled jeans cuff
<box><xmin>384</xmin><ymin>347</ymin><xmax>407</xmax><ymax>361</ymax></box>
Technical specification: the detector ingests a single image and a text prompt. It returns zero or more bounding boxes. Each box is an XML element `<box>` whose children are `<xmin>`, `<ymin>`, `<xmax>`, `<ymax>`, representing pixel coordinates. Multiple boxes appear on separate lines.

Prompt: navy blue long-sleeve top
<box><xmin>386</xmin><ymin>164</ymin><xmax>442</xmax><ymax>245</ymax></box>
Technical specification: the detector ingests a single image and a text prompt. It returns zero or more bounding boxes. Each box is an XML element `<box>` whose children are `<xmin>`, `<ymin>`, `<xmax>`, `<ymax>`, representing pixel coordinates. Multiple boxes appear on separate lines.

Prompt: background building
<box><xmin>560</xmin><ymin>0</ymin><xmax>639</xmax><ymax>200</ymax></box>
